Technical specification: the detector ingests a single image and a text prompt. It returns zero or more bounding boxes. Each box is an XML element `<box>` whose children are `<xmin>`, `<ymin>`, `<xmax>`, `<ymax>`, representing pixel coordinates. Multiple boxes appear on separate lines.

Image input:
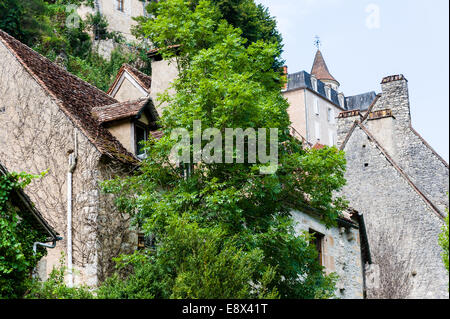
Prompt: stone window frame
<box><xmin>327</xmin><ymin>107</ymin><xmax>335</xmax><ymax>124</ymax></box>
<box><xmin>309</xmin><ymin>229</ymin><xmax>325</xmax><ymax>266</ymax></box>
<box><xmin>313</xmin><ymin>97</ymin><xmax>319</xmax><ymax>115</ymax></box>
<box><xmin>117</xmin><ymin>0</ymin><xmax>124</xmax><ymax>12</ymax></box>
<box><xmin>311</xmin><ymin>76</ymin><xmax>318</xmax><ymax>91</ymax></box>
<box><xmin>134</xmin><ymin>120</ymin><xmax>149</xmax><ymax>159</ymax></box>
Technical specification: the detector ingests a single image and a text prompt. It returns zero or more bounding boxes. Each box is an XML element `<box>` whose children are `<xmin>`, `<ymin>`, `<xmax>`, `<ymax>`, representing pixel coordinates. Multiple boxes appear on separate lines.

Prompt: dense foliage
<box><xmin>1</xmin><ymin>0</ymin><xmax>149</xmax><ymax>91</ymax></box>
<box><xmin>0</xmin><ymin>171</ymin><xmax>47</xmax><ymax>299</ymax></box>
<box><xmin>134</xmin><ymin>0</ymin><xmax>284</xmax><ymax>69</ymax></box>
<box><xmin>25</xmin><ymin>253</ymin><xmax>94</xmax><ymax>299</ymax></box>
<box><xmin>100</xmin><ymin>0</ymin><xmax>346</xmax><ymax>299</ymax></box>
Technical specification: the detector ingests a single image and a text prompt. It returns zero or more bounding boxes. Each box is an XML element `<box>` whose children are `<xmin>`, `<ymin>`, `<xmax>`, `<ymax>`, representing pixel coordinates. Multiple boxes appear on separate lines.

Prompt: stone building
<box><xmin>337</xmin><ymin>75</ymin><xmax>449</xmax><ymax>299</ymax></box>
<box><xmin>0</xmin><ymin>29</ymin><xmax>161</xmax><ymax>286</ymax></box>
<box><xmin>292</xmin><ymin>208</ymin><xmax>371</xmax><ymax>299</ymax></box>
<box><xmin>0</xmin><ymin>161</ymin><xmax>61</xmax><ymax>254</ymax></box>
<box><xmin>283</xmin><ymin>50</ymin><xmax>376</xmax><ymax>146</ymax></box>
<box><xmin>77</xmin><ymin>0</ymin><xmax>153</xmax><ymax>42</ymax></box>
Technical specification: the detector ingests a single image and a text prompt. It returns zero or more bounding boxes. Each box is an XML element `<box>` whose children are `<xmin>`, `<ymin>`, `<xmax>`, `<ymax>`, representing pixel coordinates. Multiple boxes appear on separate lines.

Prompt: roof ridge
<box><xmin>0</xmin><ymin>29</ymin><xmax>137</xmax><ymax>165</ymax></box>
<box><xmin>409</xmin><ymin>126</ymin><xmax>449</xmax><ymax>169</ymax></box>
<box><xmin>356</xmin><ymin>122</ymin><xmax>445</xmax><ymax>220</ymax></box>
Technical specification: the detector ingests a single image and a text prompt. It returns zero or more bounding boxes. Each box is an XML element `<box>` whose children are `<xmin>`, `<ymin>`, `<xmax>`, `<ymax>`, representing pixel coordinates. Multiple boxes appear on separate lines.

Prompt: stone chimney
<box><xmin>380</xmin><ymin>74</ymin><xmax>411</xmax><ymax>126</ymax></box>
<box><xmin>336</xmin><ymin>110</ymin><xmax>362</xmax><ymax>148</ymax></box>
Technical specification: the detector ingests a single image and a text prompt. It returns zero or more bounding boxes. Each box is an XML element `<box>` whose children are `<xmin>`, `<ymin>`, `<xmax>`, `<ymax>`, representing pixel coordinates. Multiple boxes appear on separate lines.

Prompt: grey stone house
<box><xmin>0</xmin><ymin>29</ymin><xmax>161</xmax><ymax>286</ymax></box>
<box><xmin>337</xmin><ymin>75</ymin><xmax>449</xmax><ymax>299</ymax></box>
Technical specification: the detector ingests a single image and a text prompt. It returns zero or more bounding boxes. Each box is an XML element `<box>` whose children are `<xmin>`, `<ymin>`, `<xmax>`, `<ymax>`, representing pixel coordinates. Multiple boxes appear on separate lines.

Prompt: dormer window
<box><xmin>117</xmin><ymin>0</ymin><xmax>124</xmax><ymax>12</ymax></box>
<box><xmin>325</xmin><ymin>86</ymin><xmax>331</xmax><ymax>100</ymax></box>
<box><xmin>311</xmin><ymin>77</ymin><xmax>318</xmax><ymax>91</ymax></box>
<box><xmin>338</xmin><ymin>94</ymin><xmax>345</xmax><ymax>108</ymax></box>
<box><xmin>135</xmin><ymin>122</ymin><xmax>149</xmax><ymax>158</ymax></box>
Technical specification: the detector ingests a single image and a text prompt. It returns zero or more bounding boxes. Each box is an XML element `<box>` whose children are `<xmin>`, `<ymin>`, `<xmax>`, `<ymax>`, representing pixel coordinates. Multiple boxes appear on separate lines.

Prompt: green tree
<box><xmin>0</xmin><ymin>172</ymin><xmax>47</xmax><ymax>299</ymax></box>
<box><xmin>134</xmin><ymin>0</ymin><xmax>284</xmax><ymax>68</ymax></box>
<box><xmin>0</xmin><ymin>0</ymin><xmax>48</xmax><ymax>46</ymax></box>
<box><xmin>101</xmin><ymin>0</ymin><xmax>346</xmax><ymax>299</ymax></box>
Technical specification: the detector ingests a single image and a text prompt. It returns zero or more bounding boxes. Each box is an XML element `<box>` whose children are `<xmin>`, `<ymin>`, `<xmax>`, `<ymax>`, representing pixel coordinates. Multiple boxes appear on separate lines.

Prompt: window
<box><xmin>313</xmin><ymin>98</ymin><xmax>319</xmax><ymax>115</ymax></box>
<box><xmin>328</xmin><ymin>130</ymin><xmax>335</xmax><ymax>146</ymax></box>
<box><xmin>311</xmin><ymin>77</ymin><xmax>318</xmax><ymax>91</ymax></box>
<box><xmin>327</xmin><ymin>107</ymin><xmax>335</xmax><ymax>123</ymax></box>
<box><xmin>137</xmin><ymin>232</ymin><xmax>156</xmax><ymax>250</ymax></box>
<box><xmin>117</xmin><ymin>0</ymin><xmax>124</xmax><ymax>12</ymax></box>
<box><xmin>309</xmin><ymin>229</ymin><xmax>325</xmax><ymax>266</ymax></box>
<box><xmin>325</xmin><ymin>86</ymin><xmax>331</xmax><ymax>100</ymax></box>
<box><xmin>135</xmin><ymin>122</ymin><xmax>148</xmax><ymax>158</ymax></box>
<box><xmin>315</xmin><ymin>122</ymin><xmax>321</xmax><ymax>141</ymax></box>
<box><xmin>338</xmin><ymin>95</ymin><xmax>345</xmax><ymax>108</ymax></box>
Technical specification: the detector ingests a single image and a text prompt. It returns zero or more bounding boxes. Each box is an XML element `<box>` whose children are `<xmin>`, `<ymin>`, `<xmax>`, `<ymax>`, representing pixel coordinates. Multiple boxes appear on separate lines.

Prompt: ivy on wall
<box><xmin>0</xmin><ymin>172</ymin><xmax>47</xmax><ymax>299</ymax></box>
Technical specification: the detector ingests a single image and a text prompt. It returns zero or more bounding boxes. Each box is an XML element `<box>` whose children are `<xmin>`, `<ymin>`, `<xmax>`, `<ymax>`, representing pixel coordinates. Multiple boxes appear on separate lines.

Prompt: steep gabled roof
<box><xmin>107</xmin><ymin>63</ymin><xmax>152</xmax><ymax>95</ymax></box>
<box><xmin>92</xmin><ymin>98</ymin><xmax>152</xmax><ymax>124</ymax></box>
<box><xmin>0</xmin><ymin>162</ymin><xmax>60</xmax><ymax>241</ymax></box>
<box><xmin>311</xmin><ymin>50</ymin><xmax>339</xmax><ymax>84</ymax></box>
<box><xmin>340</xmin><ymin>120</ymin><xmax>445</xmax><ymax>220</ymax></box>
<box><xmin>0</xmin><ymin>29</ymin><xmax>138</xmax><ymax>165</ymax></box>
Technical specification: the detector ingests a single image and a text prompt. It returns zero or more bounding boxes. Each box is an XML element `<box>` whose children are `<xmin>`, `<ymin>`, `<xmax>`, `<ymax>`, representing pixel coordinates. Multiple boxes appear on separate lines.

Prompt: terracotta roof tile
<box><xmin>92</xmin><ymin>98</ymin><xmax>149</xmax><ymax>124</ymax></box>
<box><xmin>107</xmin><ymin>63</ymin><xmax>152</xmax><ymax>95</ymax></box>
<box><xmin>311</xmin><ymin>50</ymin><xmax>338</xmax><ymax>84</ymax></box>
<box><xmin>0</xmin><ymin>29</ymin><xmax>138</xmax><ymax>165</ymax></box>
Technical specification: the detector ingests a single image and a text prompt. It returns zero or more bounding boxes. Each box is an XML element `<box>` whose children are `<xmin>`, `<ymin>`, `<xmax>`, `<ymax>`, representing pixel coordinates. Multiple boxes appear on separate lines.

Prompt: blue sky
<box><xmin>256</xmin><ymin>0</ymin><xmax>449</xmax><ymax>161</ymax></box>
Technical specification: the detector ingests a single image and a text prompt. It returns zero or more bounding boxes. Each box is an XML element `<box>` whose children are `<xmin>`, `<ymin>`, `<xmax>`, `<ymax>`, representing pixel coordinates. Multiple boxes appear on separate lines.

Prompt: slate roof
<box><xmin>345</xmin><ymin>91</ymin><xmax>378</xmax><ymax>111</ymax></box>
<box><xmin>285</xmin><ymin>70</ymin><xmax>377</xmax><ymax>112</ymax></box>
<box><xmin>286</xmin><ymin>71</ymin><xmax>342</xmax><ymax>108</ymax></box>
<box><xmin>107</xmin><ymin>63</ymin><xmax>152</xmax><ymax>95</ymax></box>
<box><xmin>311</xmin><ymin>50</ymin><xmax>339</xmax><ymax>84</ymax></box>
<box><xmin>0</xmin><ymin>29</ymin><xmax>138</xmax><ymax>165</ymax></box>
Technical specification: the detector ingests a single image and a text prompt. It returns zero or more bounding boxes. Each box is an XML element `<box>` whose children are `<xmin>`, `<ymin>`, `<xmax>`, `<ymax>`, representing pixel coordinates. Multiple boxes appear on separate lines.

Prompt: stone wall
<box><xmin>0</xmin><ymin>41</ymin><xmax>135</xmax><ymax>286</ymax></box>
<box><xmin>291</xmin><ymin>211</ymin><xmax>364</xmax><ymax>299</ymax></box>
<box><xmin>339</xmin><ymin>125</ymin><xmax>448</xmax><ymax>298</ymax></box>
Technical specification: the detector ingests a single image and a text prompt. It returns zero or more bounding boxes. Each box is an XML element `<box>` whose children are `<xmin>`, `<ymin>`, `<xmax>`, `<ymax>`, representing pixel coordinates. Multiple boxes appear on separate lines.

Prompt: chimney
<box><xmin>282</xmin><ymin>65</ymin><xmax>288</xmax><ymax>91</ymax></box>
<box><xmin>380</xmin><ymin>74</ymin><xmax>411</xmax><ymax>125</ymax></box>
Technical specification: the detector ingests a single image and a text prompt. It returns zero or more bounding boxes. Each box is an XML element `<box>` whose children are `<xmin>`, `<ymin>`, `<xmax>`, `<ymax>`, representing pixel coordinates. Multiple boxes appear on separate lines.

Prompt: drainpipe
<box><xmin>33</xmin><ymin>237</ymin><xmax>63</xmax><ymax>254</ymax></box>
<box><xmin>67</xmin><ymin>130</ymin><xmax>78</xmax><ymax>287</ymax></box>
<box><xmin>304</xmin><ymin>89</ymin><xmax>310</xmax><ymax>142</ymax></box>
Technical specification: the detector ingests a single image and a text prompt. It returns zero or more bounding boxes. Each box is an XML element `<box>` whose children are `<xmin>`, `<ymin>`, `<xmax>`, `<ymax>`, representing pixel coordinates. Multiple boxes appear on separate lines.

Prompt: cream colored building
<box><xmin>77</xmin><ymin>0</ymin><xmax>152</xmax><ymax>42</ymax></box>
<box><xmin>283</xmin><ymin>50</ymin><xmax>376</xmax><ymax>147</ymax></box>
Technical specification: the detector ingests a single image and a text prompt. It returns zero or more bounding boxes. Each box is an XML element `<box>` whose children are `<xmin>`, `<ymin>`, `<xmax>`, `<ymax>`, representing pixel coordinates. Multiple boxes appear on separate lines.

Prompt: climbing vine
<box><xmin>0</xmin><ymin>171</ymin><xmax>47</xmax><ymax>299</ymax></box>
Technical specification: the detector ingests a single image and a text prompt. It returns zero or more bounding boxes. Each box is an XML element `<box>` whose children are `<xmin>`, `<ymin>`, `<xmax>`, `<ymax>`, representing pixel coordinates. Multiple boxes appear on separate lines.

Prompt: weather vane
<box><xmin>314</xmin><ymin>36</ymin><xmax>321</xmax><ymax>50</ymax></box>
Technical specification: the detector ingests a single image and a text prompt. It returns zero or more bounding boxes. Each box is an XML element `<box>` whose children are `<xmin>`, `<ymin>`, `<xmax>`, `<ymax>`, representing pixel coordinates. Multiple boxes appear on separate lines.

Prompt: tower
<box><xmin>311</xmin><ymin>49</ymin><xmax>340</xmax><ymax>91</ymax></box>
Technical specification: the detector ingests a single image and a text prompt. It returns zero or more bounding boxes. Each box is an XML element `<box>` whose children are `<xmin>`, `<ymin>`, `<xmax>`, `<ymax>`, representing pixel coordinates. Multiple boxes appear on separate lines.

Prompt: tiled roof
<box><xmin>92</xmin><ymin>98</ymin><xmax>149</xmax><ymax>124</ymax></box>
<box><xmin>0</xmin><ymin>161</ymin><xmax>60</xmax><ymax>240</ymax></box>
<box><xmin>312</xmin><ymin>143</ymin><xmax>325</xmax><ymax>150</ymax></box>
<box><xmin>311</xmin><ymin>50</ymin><xmax>338</xmax><ymax>84</ymax></box>
<box><xmin>0</xmin><ymin>29</ymin><xmax>138</xmax><ymax>165</ymax></box>
<box><xmin>107</xmin><ymin>63</ymin><xmax>152</xmax><ymax>95</ymax></box>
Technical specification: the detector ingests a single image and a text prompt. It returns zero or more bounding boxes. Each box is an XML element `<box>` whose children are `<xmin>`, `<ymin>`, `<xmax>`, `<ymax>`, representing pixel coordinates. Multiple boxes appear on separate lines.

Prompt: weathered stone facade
<box><xmin>337</xmin><ymin>75</ymin><xmax>449</xmax><ymax>299</ymax></box>
<box><xmin>0</xmin><ymin>33</ymin><xmax>137</xmax><ymax>286</ymax></box>
<box><xmin>292</xmin><ymin>210</ymin><xmax>367</xmax><ymax>299</ymax></box>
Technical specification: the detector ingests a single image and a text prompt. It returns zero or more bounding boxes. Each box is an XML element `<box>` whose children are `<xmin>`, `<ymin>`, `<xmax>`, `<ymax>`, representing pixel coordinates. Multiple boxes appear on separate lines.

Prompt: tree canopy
<box><xmin>100</xmin><ymin>0</ymin><xmax>347</xmax><ymax>299</ymax></box>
